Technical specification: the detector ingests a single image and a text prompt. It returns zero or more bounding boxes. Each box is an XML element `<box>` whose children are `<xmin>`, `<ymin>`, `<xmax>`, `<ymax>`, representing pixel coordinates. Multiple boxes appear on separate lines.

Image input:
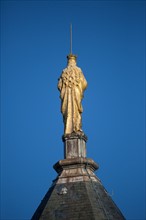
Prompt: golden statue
<box><xmin>58</xmin><ymin>54</ymin><xmax>87</xmax><ymax>135</ymax></box>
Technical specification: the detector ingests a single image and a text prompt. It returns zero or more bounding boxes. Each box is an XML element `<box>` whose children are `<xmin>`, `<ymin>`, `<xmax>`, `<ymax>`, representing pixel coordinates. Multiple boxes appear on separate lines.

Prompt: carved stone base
<box><xmin>53</xmin><ymin>157</ymin><xmax>99</xmax><ymax>184</ymax></box>
<box><xmin>62</xmin><ymin>132</ymin><xmax>87</xmax><ymax>159</ymax></box>
<box><xmin>53</xmin><ymin>133</ymin><xmax>99</xmax><ymax>184</ymax></box>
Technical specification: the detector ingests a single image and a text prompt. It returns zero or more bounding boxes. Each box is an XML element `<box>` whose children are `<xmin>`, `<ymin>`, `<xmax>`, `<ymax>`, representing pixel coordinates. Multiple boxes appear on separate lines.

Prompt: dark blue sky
<box><xmin>1</xmin><ymin>1</ymin><xmax>145</xmax><ymax>219</ymax></box>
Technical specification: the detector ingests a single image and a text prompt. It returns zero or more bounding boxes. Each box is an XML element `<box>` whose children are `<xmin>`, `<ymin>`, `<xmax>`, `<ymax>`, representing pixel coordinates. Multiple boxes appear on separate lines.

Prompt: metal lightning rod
<box><xmin>70</xmin><ymin>23</ymin><xmax>72</xmax><ymax>54</ymax></box>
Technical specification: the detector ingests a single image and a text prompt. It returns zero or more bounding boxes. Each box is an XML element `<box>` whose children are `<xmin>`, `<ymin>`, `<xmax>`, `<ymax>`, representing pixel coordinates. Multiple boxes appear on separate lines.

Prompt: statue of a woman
<box><xmin>58</xmin><ymin>54</ymin><xmax>87</xmax><ymax>135</ymax></box>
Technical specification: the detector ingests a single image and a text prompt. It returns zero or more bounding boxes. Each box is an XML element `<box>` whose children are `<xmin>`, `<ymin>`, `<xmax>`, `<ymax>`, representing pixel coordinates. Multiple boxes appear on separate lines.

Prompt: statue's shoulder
<box><xmin>75</xmin><ymin>66</ymin><xmax>81</xmax><ymax>71</ymax></box>
<box><xmin>62</xmin><ymin>67</ymin><xmax>67</xmax><ymax>73</ymax></box>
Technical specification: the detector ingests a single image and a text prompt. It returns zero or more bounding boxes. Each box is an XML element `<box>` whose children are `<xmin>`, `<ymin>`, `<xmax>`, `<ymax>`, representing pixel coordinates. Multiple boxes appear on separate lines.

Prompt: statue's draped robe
<box><xmin>58</xmin><ymin>62</ymin><xmax>87</xmax><ymax>135</ymax></box>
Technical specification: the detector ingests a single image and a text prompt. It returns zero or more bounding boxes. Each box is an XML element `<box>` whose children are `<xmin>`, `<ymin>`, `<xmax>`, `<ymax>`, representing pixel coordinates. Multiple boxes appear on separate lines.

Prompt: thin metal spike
<box><xmin>70</xmin><ymin>24</ymin><xmax>72</xmax><ymax>54</ymax></box>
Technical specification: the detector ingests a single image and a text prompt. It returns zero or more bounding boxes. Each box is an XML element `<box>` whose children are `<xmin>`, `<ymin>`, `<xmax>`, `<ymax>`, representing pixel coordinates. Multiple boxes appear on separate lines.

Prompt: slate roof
<box><xmin>31</xmin><ymin>134</ymin><xmax>125</xmax><ymax>220</ymax></box>
<box><xmin>31</xmin><ymin>160</ymin><xmax>125</xmax><ymax>220</ymax></box>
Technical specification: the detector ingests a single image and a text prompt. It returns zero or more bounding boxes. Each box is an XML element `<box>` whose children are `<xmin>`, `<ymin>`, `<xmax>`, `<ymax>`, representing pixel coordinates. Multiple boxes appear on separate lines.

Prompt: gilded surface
<box><xmin>58</xmin><ymin>54</ymin><xmax>87</xmax><ymax>135</ymax></box>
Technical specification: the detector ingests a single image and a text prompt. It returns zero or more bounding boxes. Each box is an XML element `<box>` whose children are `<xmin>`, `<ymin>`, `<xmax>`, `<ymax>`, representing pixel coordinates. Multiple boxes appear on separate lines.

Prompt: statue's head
<box><xmin>67</xmin><ymin>54</ymin><xmax>77</xmax><ymax>66</ymax></box>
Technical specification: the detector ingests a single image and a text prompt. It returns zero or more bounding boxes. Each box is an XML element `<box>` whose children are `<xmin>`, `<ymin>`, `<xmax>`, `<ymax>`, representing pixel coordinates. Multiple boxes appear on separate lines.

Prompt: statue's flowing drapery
<box><xmin>58</xmin><ymin>55</ymin><xmax>87</xmax><ymax>135</ymax></box>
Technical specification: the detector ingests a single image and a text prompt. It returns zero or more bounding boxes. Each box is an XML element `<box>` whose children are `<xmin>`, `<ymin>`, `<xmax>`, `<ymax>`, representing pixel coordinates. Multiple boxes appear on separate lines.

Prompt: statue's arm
<box><xmin>58</xmin><ymin>77</ymin><xmax>62</xmax><ymax>91</ymax></box>
<box><xmin>81</xmin><ymin>72</ymin><xmax>87</xmax><ymax>91</ymax></box>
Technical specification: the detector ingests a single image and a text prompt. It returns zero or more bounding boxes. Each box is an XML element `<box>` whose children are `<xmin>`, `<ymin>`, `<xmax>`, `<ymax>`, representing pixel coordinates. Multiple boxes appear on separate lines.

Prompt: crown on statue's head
<box><xmin>67</xmin><ymin>54</ymin><xmax>77</xmax><ymax>60</ymax></box>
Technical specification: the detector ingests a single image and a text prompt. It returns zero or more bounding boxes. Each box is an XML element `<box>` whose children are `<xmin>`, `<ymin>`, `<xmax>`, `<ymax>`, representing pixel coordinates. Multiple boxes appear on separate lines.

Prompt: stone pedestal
<box><xmin>53</xmin><ymin>157</ymin><xmax>99</xmax><ymax>184</ymax></box>
<box><xmin>53</xmin><ymin>133</ymin><xmax>99</xmax><ymax>184</ymax></box>
<box><xmin>62</xmin><ymin>133</ymin><xmax>87</xmax><ymax>159</ymax></box>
